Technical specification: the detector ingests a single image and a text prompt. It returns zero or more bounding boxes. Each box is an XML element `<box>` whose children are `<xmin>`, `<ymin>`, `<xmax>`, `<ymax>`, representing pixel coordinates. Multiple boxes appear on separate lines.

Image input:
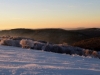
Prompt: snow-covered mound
<box><xmin>0</xmin><ymin>46</ymin><xmax>100</xmax><ymax>75</ymax></box>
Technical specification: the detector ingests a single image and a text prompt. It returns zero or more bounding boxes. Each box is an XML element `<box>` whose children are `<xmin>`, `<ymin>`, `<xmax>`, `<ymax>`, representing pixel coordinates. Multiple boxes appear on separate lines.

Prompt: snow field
<box><xmin>0</xmin><ymin>46</ymin><xmax>100</xmax><ymax>75</ymax></box>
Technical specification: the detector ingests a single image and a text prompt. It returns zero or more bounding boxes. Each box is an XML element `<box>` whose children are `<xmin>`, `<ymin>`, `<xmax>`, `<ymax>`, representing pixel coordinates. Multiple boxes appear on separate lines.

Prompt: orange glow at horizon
<box><xmin>0</xmin><ymin>19</ymin><xmax>100</xmax><ymax>30</ymax></box>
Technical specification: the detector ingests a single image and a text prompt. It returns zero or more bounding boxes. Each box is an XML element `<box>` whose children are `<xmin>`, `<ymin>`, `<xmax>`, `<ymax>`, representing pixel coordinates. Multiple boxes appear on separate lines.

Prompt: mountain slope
<box><xmin>0</xmin><ymin>46</ymin><xmax>100</xmax><ymax>75</ymax></box>
<box><xmin>0</xmin><ymin>28</ymin><xmax>100</xmax><ymax>44</ymax></box>
<box><xmin>73</xmin><ymin>37</ymin><xmax>100</xmax><ymax>51</ymax></box>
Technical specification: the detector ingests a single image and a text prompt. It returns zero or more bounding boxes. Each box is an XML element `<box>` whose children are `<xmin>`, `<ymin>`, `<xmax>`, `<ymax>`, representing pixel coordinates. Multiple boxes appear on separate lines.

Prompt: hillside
<box><xmin>0</xmin><ymin>28</ymin><xmax>100</xmax><ymax>44</ymax></box>
<box><xmin>0</xmin><ymin>45</ymin><xmax>100</xmax><ymax>75</ymax></box>
<box><xmin>73</xmin><ymin>37</ymin><xmax>100</xmax><ymax>51</ymax></box>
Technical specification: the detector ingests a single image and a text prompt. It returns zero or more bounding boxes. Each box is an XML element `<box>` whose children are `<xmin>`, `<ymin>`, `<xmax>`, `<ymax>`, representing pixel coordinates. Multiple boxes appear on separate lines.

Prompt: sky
<box><xmin>0</xmin><ymin>0</ymin><xmax>100</xmax><ymax>30</ymax></box>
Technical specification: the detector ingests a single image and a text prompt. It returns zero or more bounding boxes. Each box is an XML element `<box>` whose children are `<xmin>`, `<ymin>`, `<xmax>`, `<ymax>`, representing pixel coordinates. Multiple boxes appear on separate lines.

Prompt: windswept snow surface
<box><xmin>0</xmin><ymin>46</ymin><xmax>100</xmax><ymax>75</ymax></box>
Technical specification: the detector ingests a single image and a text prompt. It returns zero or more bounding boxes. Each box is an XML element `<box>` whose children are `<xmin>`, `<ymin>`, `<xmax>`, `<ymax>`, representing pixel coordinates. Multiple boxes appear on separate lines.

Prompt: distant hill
<box><xmin>0</xmin><ymin>28</ymin><xmax>100</xmax><ymax>44</ymax></box>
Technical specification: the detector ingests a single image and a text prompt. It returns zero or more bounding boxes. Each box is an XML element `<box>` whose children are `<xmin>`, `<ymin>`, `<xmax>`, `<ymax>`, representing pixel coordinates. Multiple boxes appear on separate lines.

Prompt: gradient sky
<box><xmin>0</xmin><ymin>0</ymin><xmax>100</xmax><ymax>30</ymax></box>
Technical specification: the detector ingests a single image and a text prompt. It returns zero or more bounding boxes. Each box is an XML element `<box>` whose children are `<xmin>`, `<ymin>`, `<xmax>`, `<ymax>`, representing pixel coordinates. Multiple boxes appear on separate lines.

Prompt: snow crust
<box><xmin>0</xmin><ymin>46</ymin><xmax>100</xmax><ymax>75</ymax></box>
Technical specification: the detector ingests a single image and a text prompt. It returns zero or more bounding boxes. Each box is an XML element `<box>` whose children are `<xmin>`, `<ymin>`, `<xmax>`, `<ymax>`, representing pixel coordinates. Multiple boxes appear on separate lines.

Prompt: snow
<box><xmin>0</xmin><ymin>46</ymin><xmax>100</xmax><ymax>75</ymax></box>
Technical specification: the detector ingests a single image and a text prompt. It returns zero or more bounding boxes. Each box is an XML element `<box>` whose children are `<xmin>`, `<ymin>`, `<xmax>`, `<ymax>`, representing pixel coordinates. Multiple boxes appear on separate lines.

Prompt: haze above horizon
<box><xmin>0</xmin><ymin>0</ymin><xmax>100</xmax><ymax>30</ymax></box>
